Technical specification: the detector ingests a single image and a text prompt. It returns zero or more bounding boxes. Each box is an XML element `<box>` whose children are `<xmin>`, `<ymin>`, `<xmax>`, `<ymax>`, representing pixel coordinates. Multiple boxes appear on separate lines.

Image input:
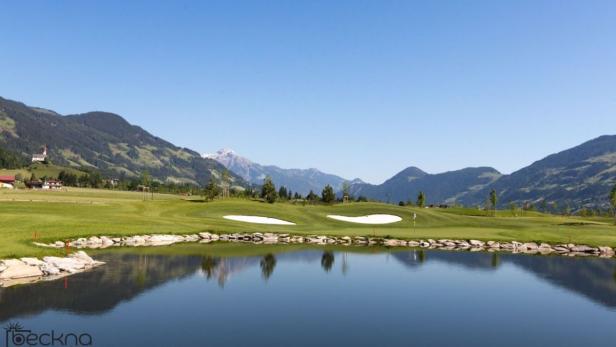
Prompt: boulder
<box><xmin>43</xmin><ymin>257</ymin><xmax>83</xmax><ymax>273</ymax></box>
<box><xmin>0</xmin><ymin>261</ymin><xmax>44</xmax><ymax>279</ymax></box>
<box><xmin>599</xmin><ymin>246</ymin><xmax>615</xmax><ymax>257</ymax></box>
<box><xmin>87</xmin><ymin>236</ymin><xmax>102</xmax><ymax>245</ymax></box>
<box><xmin>100</xmin><ymin>237</ymin><xmax>114</xmax><ymax>247</ymax></box>
<box><xmin>69</xmin><ymin>251</ymin><xmax>97</xmax><ymax>265</ymax></box>
<box><xmin>199</xmin><ymin>233</ymin><xmax>221</xmax><ymax>240</ymax></box>
<box><xmin>20</xmin><ymin>258</ymin><xmax>46</xmax><ymax>267</ymax></box>
<box><xmin>384</xmin><ymin>239</ymin><xmax>404</xmax><ymax>247</ymax></box>
<box><xmin>40</xmin><ymin>263</ymin><xmax>61</xmax><ymax>276</ymax></box>
<box><xmin>554</xmin><ymin>246</ymin><xmax>569</xmax><ymax>253</ymax></box>
<box><xmin>1</xmin><ymin>259</ymin><xmax>25</xmax><ymax>267</ymax></box>
<box><xmin>469</xmin><ymin>240</ymin><xmax>485</xmax><ymax>247</ymax></box>
<box><xmin>538</xmin><ymin>244</ymin><xmax>554</xmax><ymax>254</ymax></box>
<box><xmin>570</xmin><ymin>245</ymin><xmax>596</xmax><ymax>253</ymax></box>
<box><xmin>144</xmin><ymin>235</ymin><xmax>178</xmax><ymax>246</ymax></box>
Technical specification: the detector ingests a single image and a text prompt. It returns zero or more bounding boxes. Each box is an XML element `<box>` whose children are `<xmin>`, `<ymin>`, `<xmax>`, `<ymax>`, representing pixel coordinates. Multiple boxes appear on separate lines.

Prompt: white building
<box><xmin>32</xmin><ymin>145</ymin><xmax>48</xmax><ymax>163</ymax></box>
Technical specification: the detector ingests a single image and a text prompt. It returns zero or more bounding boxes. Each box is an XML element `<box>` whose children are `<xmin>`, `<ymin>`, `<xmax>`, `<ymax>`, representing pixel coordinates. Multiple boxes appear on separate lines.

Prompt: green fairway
<box><xmin>1</xmin><ymin>188</ymin><xmax>615</xmax><ymax>258</ymax></box>
<box><xmin>0</xmin><ymin>162</ymin><xmax>87</xmax><ymax>180</ymax></box>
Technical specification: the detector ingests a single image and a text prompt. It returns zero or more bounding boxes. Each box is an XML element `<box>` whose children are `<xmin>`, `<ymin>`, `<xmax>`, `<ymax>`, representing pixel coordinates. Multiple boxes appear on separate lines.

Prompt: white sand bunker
<box><xmin>327</xmin><ymin>214</ymin><xmax>402</xmax><ymax>225</ymax></box>
<box><xmin>223</xmin><ymin>215</ymin><xmax>296</xmax><ymax>225</ymax></box>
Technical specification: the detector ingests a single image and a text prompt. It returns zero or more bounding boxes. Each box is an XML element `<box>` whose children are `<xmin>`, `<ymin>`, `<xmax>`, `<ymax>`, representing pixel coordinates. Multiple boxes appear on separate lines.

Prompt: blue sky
<box><xmin>1</xmin><ymin>1</ymin><xmax>614</xmax><ymax>184</ymax></box>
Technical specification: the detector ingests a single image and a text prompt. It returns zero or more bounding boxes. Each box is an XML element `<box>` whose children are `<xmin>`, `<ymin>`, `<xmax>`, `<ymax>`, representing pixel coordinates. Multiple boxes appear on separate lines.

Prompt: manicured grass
<box><xmin>1</xmin><ymin>188</ymin><xmax>615</xmax><ymax>258</ymax></box>
<box><xmin>0</xmin><ymin>163</ymin><xmax>86</xmax><ymax>180</ymax></box>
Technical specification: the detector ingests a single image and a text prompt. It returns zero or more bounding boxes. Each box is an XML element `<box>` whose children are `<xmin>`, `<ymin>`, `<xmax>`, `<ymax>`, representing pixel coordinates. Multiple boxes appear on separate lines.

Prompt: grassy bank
<box><xmin>1</xmin><ymin>188</ymin><xmax>615</xmax><ymax>258</ymax></box>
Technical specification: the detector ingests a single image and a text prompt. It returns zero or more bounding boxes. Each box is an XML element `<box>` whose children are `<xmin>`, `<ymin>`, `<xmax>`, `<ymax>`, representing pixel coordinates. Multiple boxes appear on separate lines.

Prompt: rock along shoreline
<box><xmin>0</xmin><ymin>251</ymin><xmax>104</xmax><ymax>288</ymax></box>
<box><xmin>37</xmin><ymin>232</ymin><xmax>616</xmax><ymax>258</ymax></box>
<box><xmin>4</xmin><ymin>232</ymin><xmax>614</xmax><ymax>288</ymax></box>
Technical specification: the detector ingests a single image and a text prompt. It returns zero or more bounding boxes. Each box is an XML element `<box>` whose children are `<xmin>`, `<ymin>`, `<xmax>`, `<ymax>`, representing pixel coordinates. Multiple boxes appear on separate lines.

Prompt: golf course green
<box><xmin>1</xmin><ymin>188</ymin><xmax>615</xmax><ymax>258</ymax></box>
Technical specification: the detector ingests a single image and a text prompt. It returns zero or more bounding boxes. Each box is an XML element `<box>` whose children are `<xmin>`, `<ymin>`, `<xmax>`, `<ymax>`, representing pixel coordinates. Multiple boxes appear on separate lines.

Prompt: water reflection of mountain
<box><xmin>0</xmin><ymin>254</ymin><xmax>203</xmax><ymax>322</ymax></box>
<box><xmin>392</xmin><ymin>250</ymin><xmax>616</xmax><ymax>308</ymax></box>
<box><xmin>3</xmin><ymin>249</ymin><xmax>616</xmax><ymax>323</ymax></box>
<box><xmin>0</xmin><ymin>251</ymin><xmax>325</xmax><ymax>322</ymax></box>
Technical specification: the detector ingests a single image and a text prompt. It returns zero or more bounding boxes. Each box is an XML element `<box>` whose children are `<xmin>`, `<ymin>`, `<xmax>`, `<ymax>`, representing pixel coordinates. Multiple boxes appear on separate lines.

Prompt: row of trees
<box><xmin>398</xmin><ymin>191</ymin><xmax>427</xmax><ymax>208</ymax></box>
<box><xmin>0</xmin><ymin>147</ymin><xmax>28</xmax><ymax>169</ymax></box>
<box><xmin>487</xmin><ymin>187</ymin><xmax>616</xmax><ymax>222</ymax></box>
<box><xmin>259</xmin><ymin>177</ymin><xmax>339</xmax><ymax>204</ymax></box>
<box><xmin>395</xmin><ymin>186</ymin><xmax>616</xmax><ymax>222</ymax></box>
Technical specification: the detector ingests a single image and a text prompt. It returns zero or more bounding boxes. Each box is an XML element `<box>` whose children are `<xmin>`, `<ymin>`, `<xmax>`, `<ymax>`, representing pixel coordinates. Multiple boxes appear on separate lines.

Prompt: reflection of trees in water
<box><xmin>201</xmin><ymin>257</ymin><xmax>254</xmax><ymax>287</ymax></box>
<box><xmin>417</xmin><ymin>250</ymin><xmax>425</xmax><ymax>263</ymax></box>
<box><xmin>135</xmin><ymin>255</ymin><xmax>149</xmax><ymax>288</ymax></box>
<box><xmin>491</xmin><ymin>253</ymin><xmax>500</xmax><ymax>268</ymax></box>
<box><xmin>341</xmin><ymin>253</ymin><xmax>349</xmax><ymax>276</ymax></box>
<box><xmin>201</xmin><ymin>256</ymin><xmax>220</xmax><ymax>280</ymax></box>
<box><xmin>6</xmin><ymin>248</ymin><xmax>616</xmax><ymax>324</ymax></box>
<box><xmin>321</xmin><ymin>252</ymin><xmax>335</xmax><ymax>272</ymax></box>
<box><xmin>260</xmin><ymin>254</ymin><xmax>277</xmax><ymax>280</ymax></box>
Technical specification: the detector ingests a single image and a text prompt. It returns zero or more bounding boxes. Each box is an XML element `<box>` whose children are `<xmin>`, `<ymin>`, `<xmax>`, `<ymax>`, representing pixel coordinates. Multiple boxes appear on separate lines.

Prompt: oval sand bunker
<box><xmin>223</xmin><ymin>215</ymin><xmax>296</xmax><ymax>225</ymax></box>
<box><xmin>327</xmin><ymin>214</ymin><xmax>402</xmax><ymax>225</ymax></box>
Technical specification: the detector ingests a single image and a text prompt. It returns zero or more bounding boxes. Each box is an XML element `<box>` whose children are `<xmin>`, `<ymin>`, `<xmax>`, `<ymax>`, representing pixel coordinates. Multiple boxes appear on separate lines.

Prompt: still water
<box><xmin>2</xmin><ymin>244</ymin><xmax>616</xmax><ymax>346</ymax></box>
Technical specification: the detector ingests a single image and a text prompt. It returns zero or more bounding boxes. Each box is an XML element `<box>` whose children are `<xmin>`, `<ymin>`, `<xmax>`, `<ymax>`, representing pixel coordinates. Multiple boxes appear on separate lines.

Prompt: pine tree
<box><xmin>261</xmin><ymin>177</ymin><xmax>277</xmax><ymax>203</ymax></box>
<box><xmin>306</xmin><ymin>190</ymin><xmax>318</xmax><ymax>202</ymax></box>
<box><xmin>203</xmin><ymin>179</ymin><xmax>219</xmax><ymax>201</ymax></box>
<box><xmin>278</xmin><ymin>186</ymin><xmax>288</xmax><ymax>200</ymax></box>
<box><xmin>610</xmin><ymin>184</ymin><xmax>616</xmax><ymax>225</ymax></box>
<box><xmin>489</xmin><ymin>189</ymin><xmax>498</xmax><ymax>216</ymax></box>
<box><xmin>416</xmin><ymin>191</ymin><xmax>426</xmax><ymax>208</ymax></box>
<box><xmin>321</xmin><ymin>185</ymin><xmax>336</xmax><ymax>203</ymax></box>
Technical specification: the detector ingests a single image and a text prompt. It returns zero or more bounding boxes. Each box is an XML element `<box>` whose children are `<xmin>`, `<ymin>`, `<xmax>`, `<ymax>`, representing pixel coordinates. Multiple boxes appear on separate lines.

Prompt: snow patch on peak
<box><xmin>203</xmin><ymin>148</ymin><xmax>236</xmax><ymax>159</ymax></box>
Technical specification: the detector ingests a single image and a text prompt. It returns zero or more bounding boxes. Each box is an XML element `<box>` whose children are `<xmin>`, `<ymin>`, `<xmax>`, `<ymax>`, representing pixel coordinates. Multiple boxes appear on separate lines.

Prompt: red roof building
<box><xmin>0</xmin><ymin>175</ymin><xmax>16</xmax><ymax>189</ymax></box>
<box><xmin>0</xmin><ymin>176</ymin><xmax>16</xmax><ymax>184</ymax></box>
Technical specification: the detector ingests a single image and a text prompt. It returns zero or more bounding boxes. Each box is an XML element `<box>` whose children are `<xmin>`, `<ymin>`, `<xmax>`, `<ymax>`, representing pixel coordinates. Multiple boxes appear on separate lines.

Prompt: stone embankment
<box><xmin>35</xmin><ymin>232</ymin><xmax>616</xmax><ymax>258</ymax></box>
<box><xmin>0</xmin><ymin>251</ymin><xmax>104</xmax><ymax>288</ymax></box>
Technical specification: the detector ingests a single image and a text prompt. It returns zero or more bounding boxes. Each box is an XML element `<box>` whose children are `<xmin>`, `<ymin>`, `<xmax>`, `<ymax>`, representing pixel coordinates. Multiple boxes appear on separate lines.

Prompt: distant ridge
<box><xmin>459</xmin><ymin>135</ymin><xmax>616</xmax><ymax>209</ymax></box>
<box><xmin>349</xmin><ymin>166</ymin><xmax>501</xmax><ymax>204</ymax></box>
<box><xmin>204</xmin><ymin>148</ymin><xmax>361</xmax><ymax>195</ymax></box>
<box><xmin>349</xmin><ymin>135</ymin><xmax>616</xmax><ymax>209</ymax></box>
<box><xmin>0</xmin><ymin>96</ymin><xmax>245</xmax><ymax>186</ymax></box>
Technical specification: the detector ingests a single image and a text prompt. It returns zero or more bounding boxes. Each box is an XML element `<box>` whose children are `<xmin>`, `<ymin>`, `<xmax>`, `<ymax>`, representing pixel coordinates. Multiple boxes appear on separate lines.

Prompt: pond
<box><xmin>1</xmin><ymin>244</ymin><xmax>616</xmax><ymax>346</ymax></box>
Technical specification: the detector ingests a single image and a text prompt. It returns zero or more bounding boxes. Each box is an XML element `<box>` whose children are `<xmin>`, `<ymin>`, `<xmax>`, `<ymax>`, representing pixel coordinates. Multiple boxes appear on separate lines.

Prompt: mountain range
<box><xmin>0</xmin><ymin>97</ymin><xmax>244</xmax><ymax>187</ymax></box>
<box><xmin>349</xmin><ymin>166</ymin><xmax>502</xmax><ymax>205</ymax></box>
<box><xmin>1</xmin><ymin>95</ymin><xmax>614</xmax><ymax>208</ymax></box>
<box><xmin>458</xmin><ymin>135</ymin><xmax>616</xmax><ymax>208</ymax></box>
<box><xmin>350</xmin><ymin>135</ymin><xmax>616</xmax><ymax>209</ymax></box>
<box><xmin>204</xmin><ymin>148</ymin><xmax>363</xmax><ymax>195</ymax></box>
